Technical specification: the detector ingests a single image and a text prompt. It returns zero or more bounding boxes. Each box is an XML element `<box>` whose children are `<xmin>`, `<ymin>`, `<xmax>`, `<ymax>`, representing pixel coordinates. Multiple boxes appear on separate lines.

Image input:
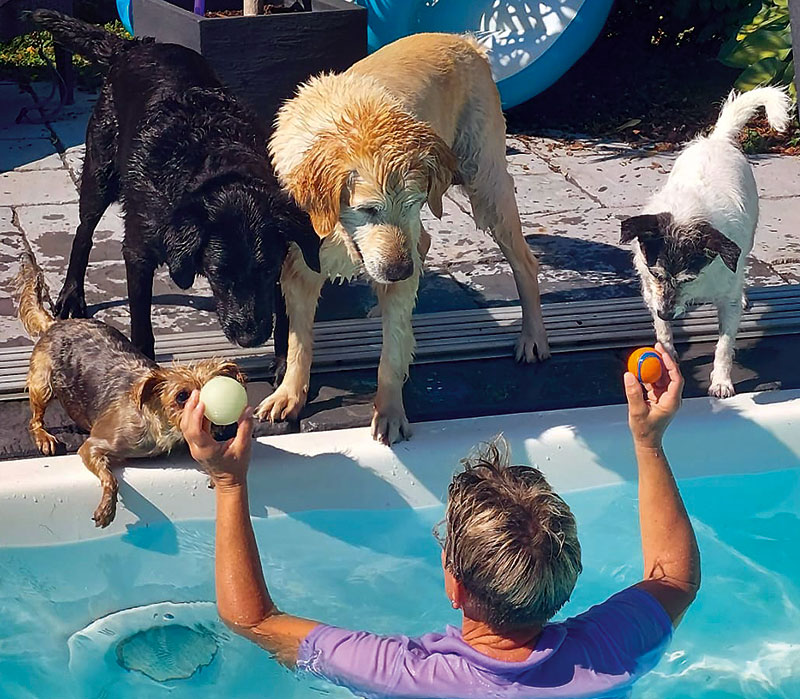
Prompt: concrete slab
<box><xmin>0</xmin><ymin>83</ymin><xmax>49</xmax><ymax>140</ymax></box>
<box><xmin>0</xmin><ymin>138</ymin><xmax>61</xmax><ymax>173</ymax></box>
<box><xmin>63</xmin><ymin>145</ymin><xmax>84</xmax><ymax>180</ymax></box>
<box><xmin>529</xmin><ymin>137</ymin><xmax>677</xmax><ymax>209</ymax></box>
<box><xmin>0</xmin><ymin>169</ymin><xmax>77</xmax><ymax>206</ymax></box>
<box><xmin>751</xmin><ymin>155</ymin><xmax>800</xmax><ymax>199</ymax></box>
<box><xmin>0</xmin><ymin>208</ymin><xmax>17</xmax><ymax>234</ymax></box>
<box><xmin>750</xmin><ymin>198</ymin><xmax>800</xmax><ymax>265</ymax></box>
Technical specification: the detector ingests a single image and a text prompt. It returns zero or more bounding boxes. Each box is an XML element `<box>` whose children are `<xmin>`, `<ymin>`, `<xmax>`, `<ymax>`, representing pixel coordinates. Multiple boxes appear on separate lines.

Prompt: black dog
<box><xmin>30</xmin><ymin>11</ymin><xmax>320</xmax><ymax>358</ymax></box>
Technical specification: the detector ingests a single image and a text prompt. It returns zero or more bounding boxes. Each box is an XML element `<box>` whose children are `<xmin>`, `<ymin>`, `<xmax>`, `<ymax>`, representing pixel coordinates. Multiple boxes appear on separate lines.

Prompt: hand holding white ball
<box><xmin>199</xmin><ymin>376</ymin><xmax>248</xmax><ymax>425</ymax></box>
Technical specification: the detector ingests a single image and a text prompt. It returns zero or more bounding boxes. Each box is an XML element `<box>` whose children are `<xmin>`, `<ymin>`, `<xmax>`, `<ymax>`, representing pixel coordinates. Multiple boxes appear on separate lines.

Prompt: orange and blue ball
<box><xmin>627</xmin><ymin>347</ymin><xmax>664</xmax><ymax>384</ymax></box>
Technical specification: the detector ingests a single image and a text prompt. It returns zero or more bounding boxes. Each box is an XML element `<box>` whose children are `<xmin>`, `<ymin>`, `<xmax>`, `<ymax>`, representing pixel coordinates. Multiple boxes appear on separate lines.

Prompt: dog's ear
<box><xmin>286</xmin><ymin>135</ymin><xmax>350</xmax><ymax>238</ymax></box>
<box><xmin>165</xmin><ymin>208</ymin><xmax>206</xmax><ymax>289</ymax></box>
<box><xmin>619</xmin><ymin>213</ymin><xmax>670</xmax><ymax>244</ymax></box>
<box><xmin>422</xmin><ymin>134</ymin><xmax>457</xmax><ymax>219</ymax></box>
<box><xmin>699</xmin><ymin>223</ymin><xmax>741</xmax><ymax>272</ymax></box>
<box><xmin>286</xmin><ymin>215</ymin><xmax>322</xmax><ymax>273</ymax></box>
<box><xmin>216</xmin><ymin>360</ymin><xmax>247</xmax><ymax>387</ymax></box>
<box><xmin>132</xmin><ymin>369</ymin><xmax>165</xmax><ymax>410</ymax></box>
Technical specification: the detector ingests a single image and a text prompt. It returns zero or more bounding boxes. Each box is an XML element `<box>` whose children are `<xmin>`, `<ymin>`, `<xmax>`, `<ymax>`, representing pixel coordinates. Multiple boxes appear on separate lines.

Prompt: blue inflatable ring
<box><xmin>351</xmin><ymin>0</ymin><xmax>615</xmax><ymax>109</ymax></box>
<box><xmin>117</xmin><ymin>0</ymin><xmax>133</xmax><ymax>35</ymax></box>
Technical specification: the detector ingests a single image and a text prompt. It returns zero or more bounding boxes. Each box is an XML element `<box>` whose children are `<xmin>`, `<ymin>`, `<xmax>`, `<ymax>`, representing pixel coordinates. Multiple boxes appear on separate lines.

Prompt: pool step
<box><xmin>3</xmin><ymin>285</ymin><xmax>800</xmax><ymax>400</ymax></box>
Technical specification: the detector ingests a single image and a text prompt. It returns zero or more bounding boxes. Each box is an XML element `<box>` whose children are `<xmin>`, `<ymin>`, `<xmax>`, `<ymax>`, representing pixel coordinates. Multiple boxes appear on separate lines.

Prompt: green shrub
<box><xmin>718</xmin><ymin>0</ymin><xmax>795</xmax><ymax>97</ymax></box>
<box><xmin>606</xmin><ymin>0</ymin><xmax>762</xmax><ymax>47</ymax></box>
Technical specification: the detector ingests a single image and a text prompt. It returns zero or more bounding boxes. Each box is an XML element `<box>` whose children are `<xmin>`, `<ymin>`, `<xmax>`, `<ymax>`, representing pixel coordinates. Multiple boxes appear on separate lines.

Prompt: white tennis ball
<box><xmin>199</xmin><ymin>376</ymin><xmax>247</xmax><ymax>426</ymax></box>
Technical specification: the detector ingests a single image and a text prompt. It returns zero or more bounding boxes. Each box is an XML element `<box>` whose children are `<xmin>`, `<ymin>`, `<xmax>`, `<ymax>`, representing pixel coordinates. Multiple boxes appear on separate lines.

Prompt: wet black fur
<box><xmin>30</xmin><ymin>10</ymin><xmax>321</xmax><ymax>359</ymax></box>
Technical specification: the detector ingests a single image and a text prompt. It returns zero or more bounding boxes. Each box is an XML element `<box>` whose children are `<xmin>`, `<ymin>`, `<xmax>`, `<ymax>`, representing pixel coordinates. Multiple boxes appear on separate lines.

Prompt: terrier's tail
<box><xmin>28</xmin><ymin>9</ymin><xmax>136</xmax><ymax>69</ymax></box>
<box><xmin>711</xmin><ymin>86</ymin><xmax>793</xmax><ymax>142</ymax></box>
<box><xmin>15</xmin><ymin>252</ymin><xmax>55</xmax><ymax>338</ymax></box>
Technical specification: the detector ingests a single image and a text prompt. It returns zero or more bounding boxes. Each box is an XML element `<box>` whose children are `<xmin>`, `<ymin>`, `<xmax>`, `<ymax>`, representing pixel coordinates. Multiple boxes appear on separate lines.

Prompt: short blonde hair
<box><xmin>444</xmin><ymin>437</ymin><xmax>582</xmax><ymax>631</ymax></box>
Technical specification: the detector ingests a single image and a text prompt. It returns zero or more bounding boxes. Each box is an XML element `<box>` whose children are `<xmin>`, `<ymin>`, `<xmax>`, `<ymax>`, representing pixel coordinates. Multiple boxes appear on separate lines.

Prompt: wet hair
<box><xmin>444</xmin><ymin>437</ymin><xmax>582</xmax><ymax>631</ymax></box>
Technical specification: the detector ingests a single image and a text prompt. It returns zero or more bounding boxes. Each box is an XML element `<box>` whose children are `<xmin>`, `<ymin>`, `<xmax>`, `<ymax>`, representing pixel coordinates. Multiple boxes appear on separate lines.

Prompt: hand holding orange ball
<box><xmin>627</xmin><ymin>347</ymin><xmax>665</xmax><ymax>384</ymax></box>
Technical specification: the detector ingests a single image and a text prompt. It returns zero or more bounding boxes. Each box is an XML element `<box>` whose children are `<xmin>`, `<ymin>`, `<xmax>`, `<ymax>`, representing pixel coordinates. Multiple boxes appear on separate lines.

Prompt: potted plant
<box><xmin>131</xmin><ymin>0</ymin><xmax>366</xmax><ymax>120</ymax></box>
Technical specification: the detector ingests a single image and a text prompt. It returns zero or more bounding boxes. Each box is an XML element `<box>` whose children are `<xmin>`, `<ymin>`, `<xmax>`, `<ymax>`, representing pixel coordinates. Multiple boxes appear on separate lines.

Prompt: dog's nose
<box><xmin>383</xmin><ymin>260</ymin><xmax>413</xmax><ymax>282</ymax></box>
<box><xmin>231</xmin><ymin>322</ymin><xmax>270</xmax><ymax>348</ymax></box>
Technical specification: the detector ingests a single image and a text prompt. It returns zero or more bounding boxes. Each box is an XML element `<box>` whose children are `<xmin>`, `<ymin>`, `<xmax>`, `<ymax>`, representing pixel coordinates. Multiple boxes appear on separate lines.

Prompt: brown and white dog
<box><xmin>16</xmin><ymin>252</ymin><xmax>245</xmax><ymax>527</ymax></box>
<box><xmin>257</xmin><ymin>33</ymin><xmax>550</xmax><ymax>444</ymax></box>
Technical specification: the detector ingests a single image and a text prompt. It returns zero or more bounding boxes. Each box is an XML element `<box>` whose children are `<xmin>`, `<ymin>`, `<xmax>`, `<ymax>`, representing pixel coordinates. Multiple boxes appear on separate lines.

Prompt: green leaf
<box><xmin>735</xmin><ymin>56</ymin><xmax>783</xmax><ymax>90</ymax></box>
<box><xmin>720</xmin><ymin>27</ymin><xmax>792</xmax><ymax>67</ymax></box>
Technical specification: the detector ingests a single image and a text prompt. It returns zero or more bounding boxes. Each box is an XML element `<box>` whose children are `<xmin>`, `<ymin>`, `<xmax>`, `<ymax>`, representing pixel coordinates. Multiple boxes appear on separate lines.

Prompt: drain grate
<box><xmin>117</xmin><ymin>623</ymin><xmax>218</xmax><ymax>682</ymax></box>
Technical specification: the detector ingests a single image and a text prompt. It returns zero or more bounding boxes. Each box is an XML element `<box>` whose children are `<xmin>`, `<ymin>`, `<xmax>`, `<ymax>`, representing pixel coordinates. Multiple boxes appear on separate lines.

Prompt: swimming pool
<box><xmin>1</xmin><ymin>392</ymin><xmax>799</xmax><ymax>698</ymax></box>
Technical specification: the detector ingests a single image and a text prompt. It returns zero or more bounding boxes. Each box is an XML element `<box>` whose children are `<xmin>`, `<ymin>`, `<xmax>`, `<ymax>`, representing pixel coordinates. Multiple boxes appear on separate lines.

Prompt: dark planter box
<box><xmin>132</xmin><ymin>0</ymin><xmax>366</xmax><ymax>121</ymax></box>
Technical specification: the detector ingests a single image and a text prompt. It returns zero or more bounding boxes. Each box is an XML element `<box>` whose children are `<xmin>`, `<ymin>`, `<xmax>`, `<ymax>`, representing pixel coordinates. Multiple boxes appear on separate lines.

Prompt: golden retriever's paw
<box><xmin>371</xmin><ymin>407</ymin><xmax>412</xmax><ymax>446</ymax></box>
<box><xmin>255</xmin><ymin>387</ymin><xmax>305</xmax><ymax>423</ymax></box>
<box><xmin>92</xmin><ymin>496</ymin><xmax>117</xmax><ymax>529</ymax></box>
<box><xmin>33</xmin><ymin>430</ymin><xmax>61</xmax><ymax>456</ymax></box>
<box><xmin>515</xmin><ymin>329</ymin><xmax>551</xmax><ymax>363</ymax></box>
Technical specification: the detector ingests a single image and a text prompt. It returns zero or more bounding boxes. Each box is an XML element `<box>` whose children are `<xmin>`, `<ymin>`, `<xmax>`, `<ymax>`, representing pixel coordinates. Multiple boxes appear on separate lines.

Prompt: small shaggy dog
<box><xmin>261</xmin><ymin>33</ymin><xmax>550</xmax><ymax>444</ymax></box>
<box><xmin>16</xmin><ymin>252</ymin><xmax>245</xmax><ymax>527</ymax></box>
<box><xmin>621</xmin><ymin>87</ymin><xmax>791</xmax><ymax>398</ymax></box>
<box><xmin>30</xmin><ymin>11</ymin><xmax>320</xmax><ymax>359</ymax></box>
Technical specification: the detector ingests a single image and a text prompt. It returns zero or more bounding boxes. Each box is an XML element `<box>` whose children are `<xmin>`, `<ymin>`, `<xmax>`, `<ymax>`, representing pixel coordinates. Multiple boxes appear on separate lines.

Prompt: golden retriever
<box><xmin>256</xmin><ymin>33</ymin><xmax>550</xmax><ymax>444</ymax></box>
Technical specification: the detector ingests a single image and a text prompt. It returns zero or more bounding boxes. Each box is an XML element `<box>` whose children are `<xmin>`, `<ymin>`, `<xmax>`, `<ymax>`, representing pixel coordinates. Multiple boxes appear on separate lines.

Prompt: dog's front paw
<box><xmin>92</xmin><ymin>495</ymin><xmax>117</xmax><ymax>528</ymax></box>
<box><xmin>371</xmin><ymin>406</ymin><xmax>412</xmax><ymax>446</ymax></box>
<box><xmin>515</xmin><ymin>327</ymin><xmax>550</xmax><ymax>363</ymax></box>
<box><xmin>255</xmin><ymin>386</ymin><xmax>306</xmax><ymax>423</ymax></box>
<box><xmin>33</xmin><ymin>430</ymin><xmax>62</xmax><ymax>456</ymax></box>
<box><xmin>709</xmin><ymin>381</ymin><xmax>736</xmax><ymax>399</ymax></box>
<box><xmin>54</xmin><ymin>282</ymin><xmax>88</xmax><ymax>319</ymax></box>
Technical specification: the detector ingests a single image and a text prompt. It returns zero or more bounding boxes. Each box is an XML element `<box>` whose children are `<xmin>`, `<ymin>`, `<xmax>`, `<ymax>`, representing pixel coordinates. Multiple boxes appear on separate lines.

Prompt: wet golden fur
<box><xmin>16</xmin><ymin>252</ymin><xmax>245</xmax><ymax>527</ymax></box>
<box><xmin>261</xmin><ymin>33</ymin><xmax>550</xmax><ymax>445</ymax></box>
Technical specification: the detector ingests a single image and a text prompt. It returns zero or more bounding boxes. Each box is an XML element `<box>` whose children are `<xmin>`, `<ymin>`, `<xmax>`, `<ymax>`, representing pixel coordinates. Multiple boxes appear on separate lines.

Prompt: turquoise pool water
<box><xmin>1</xmin><ymin>467</ymin><xmax>798</xmax><ymax>699</ymax></box>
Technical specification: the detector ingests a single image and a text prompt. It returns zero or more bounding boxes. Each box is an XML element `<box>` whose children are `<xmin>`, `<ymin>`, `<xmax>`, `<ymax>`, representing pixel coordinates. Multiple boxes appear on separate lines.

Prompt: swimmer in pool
<box><xmin>180</xmin><ymin>342</ymin><xmax>699</xmax><ymax>699</ymax></box>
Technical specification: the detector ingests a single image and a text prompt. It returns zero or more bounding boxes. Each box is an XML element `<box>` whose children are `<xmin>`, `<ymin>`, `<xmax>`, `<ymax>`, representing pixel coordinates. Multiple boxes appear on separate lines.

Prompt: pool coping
<box><xmin>2</xmin><ymin>388</ymin><xmax>799</xmax><ymax>547</ymax></box>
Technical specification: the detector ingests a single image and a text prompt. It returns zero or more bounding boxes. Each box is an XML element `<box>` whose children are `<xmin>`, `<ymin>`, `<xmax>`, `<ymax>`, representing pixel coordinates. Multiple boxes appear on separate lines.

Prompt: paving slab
<box><xmin>0</xmin><ymin>208</ymin><xmax>17</xmax><ymax>234</ymax></box>
<box><xmin>749</xmin><ymin>198</ymin><xmax>800</xmax><ymax>265</ymax></box>
<box><xmin>0</xmin><ymin>83</ymin><xmax>50</xmax><ymax>140</ymax></box>
<box><xmin>527</xmin><ymin>137</ymin><xmax>678</xmax><ymax>209</ymax></box>
<box><xmin>0</xmin><ymin>137</ymin><xmax>61</xmax><ymax>173</ymax></box>
<box><xmin>0</xmin><ymin>169</ymin><xmax>77</xmax><ymax>206</ymax></box>
<box><xmin>751</xmin><ymin>155</ymin><xmax>800</xmax><ymax>199</ymax></box>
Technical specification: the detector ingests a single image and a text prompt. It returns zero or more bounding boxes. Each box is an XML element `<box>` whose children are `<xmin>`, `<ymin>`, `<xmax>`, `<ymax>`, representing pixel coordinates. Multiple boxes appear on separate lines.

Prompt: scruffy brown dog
<box><xmin>15</xmin><ymin>252</ymin><xmax>245</xmax><ymax>527</ymax></box>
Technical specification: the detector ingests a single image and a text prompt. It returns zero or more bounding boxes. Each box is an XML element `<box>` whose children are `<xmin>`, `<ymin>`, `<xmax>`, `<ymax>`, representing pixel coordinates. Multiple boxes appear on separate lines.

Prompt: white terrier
<box><xmin>621</xmin><ymin>86</ymin><xmax>792</xmax><ymax>398</ymax></box>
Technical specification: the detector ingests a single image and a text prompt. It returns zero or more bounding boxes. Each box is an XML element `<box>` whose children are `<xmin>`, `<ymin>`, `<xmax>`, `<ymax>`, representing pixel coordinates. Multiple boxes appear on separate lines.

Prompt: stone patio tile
<box><xmin>0</xmin><ymin>170</ymin><xmax>77</xmax><ymax>206</ymax></box>
<box><xmin>0</xmin><ymin>316</ymin><xmax>30</xmax><ymax>347</ymax></box>
<box><xmin>0</xmin><ymin>138</ymin><xmax>61</xmax><ymax>173</ymax></box>
<box><xmin>0</xmin><ymin>208</ymin><xmax>16</xmax><ymax>234</ymax></box>
<box><xmin>0</xmin><ymin>229</ymin><xmax>25</xmax><ymax>301</ymax></box>
<box><xmin>749</xmin><ymin>197</ymin><xmax>800</xmax><ymax>264</ymax></box>
<box><xmin>421</xmin><ymin>198</ymin><xmax>497</xmax><ymax>266</ymax></box>
<box><xmin>506</xmin><ymin>137</ymin><xmax>552</xmax><ymax>177</ymax></box>
<box><xmin>64</xmin><ymin>145</ymin><xmax>84</xmax><ymax>180</ymax></box>
<box><xmin>771</xmin><ymin>262</ymin><xmax>800</xmax><ymax>283</ymax></box>
<box><xmin>48</xmin><ymin>113</ymin><xmax>90</xmax><ymax>151</ymax></box>
<box><xmin>0</xmin><ymin>83</ymin><xmax>50</xmax><ymax>140</ymax></box>
<box><xmin>531</xmin><ymin>137</ymin><xmax>678</xmax><ymax>209</ymax></box>
<box><xmin>513</xmin><ymin>170</ymin><xmax>600</xmax><ymax>216</ymax></box>
<box><xmin>751</xmin><ymin>155</ymin><xmax>800</xmax><ymax>199</ymax></box>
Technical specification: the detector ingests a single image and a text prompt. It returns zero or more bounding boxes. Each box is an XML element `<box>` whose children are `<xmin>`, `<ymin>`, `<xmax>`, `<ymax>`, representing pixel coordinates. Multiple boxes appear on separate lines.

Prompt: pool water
<box><xmin>1</xmin><ymin>468</ymin><xmax>799</xmax><ymax>699</ymax></box>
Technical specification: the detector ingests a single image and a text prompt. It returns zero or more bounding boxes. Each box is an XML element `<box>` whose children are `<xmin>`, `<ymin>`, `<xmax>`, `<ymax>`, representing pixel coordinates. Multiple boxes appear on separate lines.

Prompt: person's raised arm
<box><xmin>180</xmin><ymin>391</ymin><xmax>319</xmax><ymax>666</ymax></box>
<box><xmin>623</xmin><ymin>344</ymin><xmax>700</xmax><ymax>625</ymax></box>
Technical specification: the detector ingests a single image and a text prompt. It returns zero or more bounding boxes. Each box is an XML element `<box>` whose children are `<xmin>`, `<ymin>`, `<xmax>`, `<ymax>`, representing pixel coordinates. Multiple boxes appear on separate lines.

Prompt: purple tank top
<box><xmin>297</xmin><ymin>586</ymin><xmax>673</xmax><ymax>698</ymax></box>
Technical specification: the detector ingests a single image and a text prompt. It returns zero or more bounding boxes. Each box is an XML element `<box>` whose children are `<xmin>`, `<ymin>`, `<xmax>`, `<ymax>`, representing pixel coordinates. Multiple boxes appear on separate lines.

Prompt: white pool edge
<box><xmin>2</xmin><ymin>389</ymin><xmax>799</xmax><ymax>547</ymax></box>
